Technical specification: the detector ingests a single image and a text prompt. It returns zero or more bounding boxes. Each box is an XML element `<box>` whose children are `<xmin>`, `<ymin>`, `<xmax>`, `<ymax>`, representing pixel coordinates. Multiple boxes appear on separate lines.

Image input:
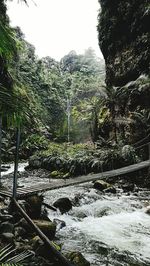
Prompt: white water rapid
<box><xmin>45</xmin><ymin>184</ymin><xmax>150</xmax><ymax>266</ymax></box>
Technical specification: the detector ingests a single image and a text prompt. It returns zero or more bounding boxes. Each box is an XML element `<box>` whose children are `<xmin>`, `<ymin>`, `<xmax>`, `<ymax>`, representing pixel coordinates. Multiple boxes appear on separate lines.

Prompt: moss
<box><xmin>66</xmin><ymin>251</ymin><xmax>90</xmax><ymax>266</ymax></box>
<box><xmin>29</xmin><ymin>142</ymin><xmax>140</xmax><ymax>177</ymax></box>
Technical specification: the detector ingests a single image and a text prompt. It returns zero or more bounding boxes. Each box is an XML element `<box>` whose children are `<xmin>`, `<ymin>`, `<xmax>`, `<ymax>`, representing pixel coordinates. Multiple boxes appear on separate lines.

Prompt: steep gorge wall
<box><xmin>97</xmin><ymin>0</ymin><xmax>150</xmax><ymax>144</ymax></box>
<box><xmin>98</xmin><ymin>0</ymin><xmax>150</xmax><ymax>87</ymax></box>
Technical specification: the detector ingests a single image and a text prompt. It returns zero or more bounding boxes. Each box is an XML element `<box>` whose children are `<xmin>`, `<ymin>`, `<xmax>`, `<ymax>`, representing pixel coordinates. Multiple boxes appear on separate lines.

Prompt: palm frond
<box><xmin>0</xmin><ymin>21</ymin><xmax>16</xmax><ymax>59</ymax></box>
<box><xmin>0</xmin><ymin>244</ymin><xmax>34</xmax><ymax>265</ymax></box>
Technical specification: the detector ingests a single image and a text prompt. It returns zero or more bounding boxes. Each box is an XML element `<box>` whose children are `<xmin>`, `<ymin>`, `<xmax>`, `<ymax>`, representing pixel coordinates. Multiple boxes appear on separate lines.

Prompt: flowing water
<box><xmin>45</xmin><ymin>183</ymin><xmax>150</xmax><ymax>266</ymax></box>
<box><xmin>2</xmin><ymin>164</ymin><xmax>150</xmax><ymax>265</ymax></box>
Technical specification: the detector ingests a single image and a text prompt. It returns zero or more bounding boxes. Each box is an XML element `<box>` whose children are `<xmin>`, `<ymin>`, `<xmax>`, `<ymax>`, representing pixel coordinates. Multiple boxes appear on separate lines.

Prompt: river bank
<box><xmin>0</xmin><ymin>162</ymin><xmax>150</xmax><ymax>265</ymax></box>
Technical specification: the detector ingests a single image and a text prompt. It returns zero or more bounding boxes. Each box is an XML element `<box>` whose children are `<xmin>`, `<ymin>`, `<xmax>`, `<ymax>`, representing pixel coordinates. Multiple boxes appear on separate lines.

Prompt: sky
<box><xmin>7</xmin><ymin>0</ymin><xmax>103</xmax><ymax>61</ymax></box>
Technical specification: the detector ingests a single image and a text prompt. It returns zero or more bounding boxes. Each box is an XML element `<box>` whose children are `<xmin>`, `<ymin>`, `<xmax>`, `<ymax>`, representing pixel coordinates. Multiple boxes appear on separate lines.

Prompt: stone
<box><xmin>53</xmin><ymin>197</ymin><xmax>72</xmax><ymax>214</ymax></box>
<box><xmin>93</xmin><ymin>180</ymin><xmax>111</xmax><ymax>191</ymax></box>
<box><xmin>0</xmin><ymin>195</ymin><xmax>4</xmax><ymax>201</ymax></box>
<box><xmin>25</xmin><ymin>195</ymin><xmax>43</xmax><ymax>219</ymax></box>
<box><xmin>66</xmin><ymin>251</ymin><xmax>90</xmax><ymax>266</ymax></box>
<box><xmin>0</xmin><ymin>221</ymin><xmax>14</xmax><ymax>233</ymax></box>
<box><xmin>29</xmin><ymin>157</ymin><xmax>42</xmax><ymax>169</ymax></box>
<box><xmin>104</xmin><ymin>186</ymin><xmax>117</xmax><ymax>194</ymax></box>
<box><xmin>33</xmin><ymin>220</ymin><xmax>56</xmax><ymax>239</ymax></box>
<box><xmin>122</xmin><ymin>183</ymin><xmax>134</xmax><ymax>192</ymax></box>
<box><xmin>1</xmin><ymin>232</ymin><xmax>14</xmax><ymax>243</ymax></box>
<box><xmin>0</xmin><ymin>212</ymin><xmax>13</xmax><ymax>222</ymax></box>
<box><xmin>53</xmin><ymin>218</ymin><xmax>66</xmax><ymax>230</ymax></box>
<box><xmin>50</xmin><ymin>170</ymin><xmax>64</xmax><ymax>179</ymax></box>
<box><xmin>15</xmin><ymin>226</ymin><xmax>26</xmax><ymax>237</ymax></box>
<box><xmin>31</xmin><ymin>235</ymin><xmax>43</xmax><ymax>250</ymax></box>
<box><xmin>18</xmin><ymin>218</ymin><xmax>32</xmax><ymax>232</ymax></box>
<box><xmin>145</xmin><ymin>206</ymin><xmax>150</xmax><ymax>215</ymax></box>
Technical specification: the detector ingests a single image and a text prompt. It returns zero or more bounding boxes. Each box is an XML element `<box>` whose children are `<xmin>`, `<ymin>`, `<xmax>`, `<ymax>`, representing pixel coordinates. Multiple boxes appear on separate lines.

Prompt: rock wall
<box><xmin>98</xmin><ymin>0</ymin><xmax>150</xmax><ymax>87</ymax></box>
<box><xmin>97</xmin><ymin>0</ymin><xmax>150</xmax><ymax>144</ymax></box>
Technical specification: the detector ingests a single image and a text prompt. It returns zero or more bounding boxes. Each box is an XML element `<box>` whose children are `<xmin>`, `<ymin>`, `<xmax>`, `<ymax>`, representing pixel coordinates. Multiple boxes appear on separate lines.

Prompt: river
<box><xmin>45</xmin><ymin>183</ymin><xmax>150</xmax><ymax>266</ymax></box>
<box><xmin>2</xmin><ymin>163</ymin><xmax>150</xmax><ymax>265</ymax></box>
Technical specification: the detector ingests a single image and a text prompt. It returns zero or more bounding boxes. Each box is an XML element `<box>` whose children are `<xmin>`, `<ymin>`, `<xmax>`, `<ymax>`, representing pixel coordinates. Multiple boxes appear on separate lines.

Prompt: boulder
<box><xmin>93</xmin><ymin>180</ymin><xmax>111</xmax><ymax>191</ymax></box>
<box><xmin>0</xmin><ymin>212</ymin><xmax>13</xmax><ymax>222</ymax></box>
<box><xmin>33</xmin><ymin>220</ymin><xmax>56</xmax><ymax>239</ymax></box>
<box><xmin>15</xmin><ymin>226</ymin><xmax>26</xmax><ymax>237</ymax></box>
<box><xmin>53</xmin><ymin>218</ymin><xmax>66</xmax><ymax>230</ymax></box>
<box><xmin>31</xmin><ymin>235</ymin><xmax>43</xmax><ymax>250</ymax></box>
<box><xmin>1</xmin><ymin>232</ymin><xmax>14</xmax><ymax>243</ymax></box>
<box><xmin>53</xmin><ymin>197</ymin><xmax>72</xmax><ymax>214</ymax></box>
<box><xmin>122</xmin><ymin>183</ymin><xmax>134</xmax><ymax>192</ymax></box>
<box><xmin>0</xmin><ymin>221</ymin><xmax>14</xmax><ymax>233</ymax></box>
<box><xmin>29</xmin><ymin>157</ymin><xmax>42</xmax><ymax>169</ymax></box>
<box><xmin>104</xmin><ymin>186</ymin><xmax>117</xmax><ymax>194</ymax></box>
<box><xmin>66</xmin><ymin>251</ymin><xmax>90</xmax><ymax>266</ymax></box>
<box><xmin>145</xmin><ymin>206</ymin><xmax>150</xmax><ymax>215</ymax></box>
<box><xmin>25</xmin><ymin>195</ymin><xmax>43</xmax><ymax>218</ymax></box>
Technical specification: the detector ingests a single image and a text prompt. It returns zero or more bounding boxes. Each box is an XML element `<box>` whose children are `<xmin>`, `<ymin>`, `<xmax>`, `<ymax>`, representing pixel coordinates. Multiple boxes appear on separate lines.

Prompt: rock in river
<box><xmin>93</xmin><ymin>180</ymin><xmax>111</xmax><ymax>191</ymax></box>
<box><xmin>33</xmin><ymin>220</ymin><xmax>56</xmax><ymax>239</ymax></box>
<box><xmin>66</xmin><ymin>251</ymin><xmax>90</xmax><ymax>266</ymax></box>
<box><xmin>53</xmin><ymin>197</ymin><xmax>72</xmax><ymax>214</ymax></box>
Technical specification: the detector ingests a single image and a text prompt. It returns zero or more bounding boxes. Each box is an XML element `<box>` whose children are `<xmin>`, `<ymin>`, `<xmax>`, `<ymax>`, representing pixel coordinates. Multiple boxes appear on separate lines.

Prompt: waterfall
<box><xmin>66</xmin><ymin>97</ymin><xmax>71</xmax><ymax>142</ymax></box>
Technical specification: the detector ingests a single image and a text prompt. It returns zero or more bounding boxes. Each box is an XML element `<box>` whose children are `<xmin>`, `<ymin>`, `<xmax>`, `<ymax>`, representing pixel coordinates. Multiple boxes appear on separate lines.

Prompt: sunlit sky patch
<box><xmin>7</xmin><ymin>0</ymin><xmax>103</xmax><ymax>60</ymax></box>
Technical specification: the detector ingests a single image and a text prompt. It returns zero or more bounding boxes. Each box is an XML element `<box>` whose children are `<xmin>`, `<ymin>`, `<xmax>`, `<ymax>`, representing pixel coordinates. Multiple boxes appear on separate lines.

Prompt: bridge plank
<box><xmin>0</xmin><ymin>160</ymin><xmax>149</xmax><ymax>198</ymax></box>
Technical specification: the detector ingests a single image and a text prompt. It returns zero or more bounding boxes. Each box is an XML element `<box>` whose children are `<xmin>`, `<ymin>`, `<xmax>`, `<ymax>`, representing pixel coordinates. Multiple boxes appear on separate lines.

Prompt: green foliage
<box><xmin>30</xmin><ymin>141</ymin><xmax>140</xmax><ymax>176</ymax></box>
<box><xmin>22</xmin><ymin>133</ymin><xmax>48</xmax><ymax>151</ymax></box>
<box><xmin>0</xmin><ymin>244</ymin><xmax>32</xmax><ymax>265</ymax></box>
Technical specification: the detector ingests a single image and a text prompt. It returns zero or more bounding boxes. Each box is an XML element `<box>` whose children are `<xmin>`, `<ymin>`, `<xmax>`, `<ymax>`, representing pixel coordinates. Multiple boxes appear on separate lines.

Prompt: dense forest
<box><xmin>0</xmin><ymin>1</ymin><xmax>150</xmax><ymax>266</ymax></box>
<box><xmin>0</xmin><ymin>0</ymin><xmax>149</xmax><ymax>172</ymax></box>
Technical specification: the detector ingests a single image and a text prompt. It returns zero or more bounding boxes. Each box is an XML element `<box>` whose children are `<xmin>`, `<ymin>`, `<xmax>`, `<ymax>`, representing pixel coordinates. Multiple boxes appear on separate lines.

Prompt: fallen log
<box><xmin>13</xmin><ymin>199</ymin><xmax>75</xmax><ymax>266</ymax></box>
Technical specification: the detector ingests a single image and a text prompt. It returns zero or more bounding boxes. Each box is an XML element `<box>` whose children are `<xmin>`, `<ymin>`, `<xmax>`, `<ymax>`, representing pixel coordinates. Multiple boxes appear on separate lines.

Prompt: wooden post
<box><xmin>149</xmin><ymin>143</ymin><xmax>150</xmax><ymax>160</ymax></box>
<box><xmin>148</xmin><ymin>143</ymin><xmax>150</xmax><ymax>176</ymax></box>
<box><xmin>13</xmin><ymin>126</ymin><xmax>20</xmax><ymax>199</ymax></box>
<box><xmin>0</xmin><ymin>115</ymin><xmax>2</xmax><ymax>186</ymax></box>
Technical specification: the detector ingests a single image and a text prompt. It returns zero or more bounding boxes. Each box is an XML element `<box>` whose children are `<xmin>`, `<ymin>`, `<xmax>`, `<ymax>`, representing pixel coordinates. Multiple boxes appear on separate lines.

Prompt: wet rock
<box><xmin>93</xmin><ymin>180</ymin><xmax>111</xmax><ymax>191</ymax></box>
<box><xmin>18</xmin><ymin>218</ymin><xmax>32</xmax><ymax>232</ymax></box>
<box><xmin>50</xmin><ymin>170</ymin><xmax>64</xmax><ymax>179</ymax></box>
<box><xmin>15</xmin><ymin>226</ymin><xmax>26</xmax><ymax>237</ymax></box>
<box><xmin>104</xmin><ymin>186</ymin><xmax>117</xmax><ymax>194</ymax></box>
<box><xmin>53</xmin><ymin>197</ymin><xmax>72</xmax><ymax>214</ymax></box>
<box><xmin>66</xmin><ymin>251</ymin><xmax>90</xmax><ymax>266</ymax></box>
<box><xmin>31</xmin><ymin>235</ymin><xmax>43</xmax><ymax>250</ymax></box>
<box><xmin>53</xmin><ymin>218</ymin><xmax>66</xmax><ymax>230</ymax></box>
<box><xmin>145</xmin><ymin>206</ymin><xmax>150</xmax><ymax>215</ymax></box>
<box><xmin>0</xmin><ymin>212</ymin><xmax>13</xmax><ymax>222</ymax></box>
<box><xmin>0</xmin><ymin>221</ymin><xmax>14</xmax><ymax>233</ymax></box>
<box><xmin>29</xmin><ymin>157</ymin><xmax>42</xmax><ymax>169</ymax></box>
<box><xmin>1</xmin><ymin>232</ymin><xmax>14</xmax><ymax>243</ymax></box>
<box><xmin>25</xmin><ymin>195</ymin><xmax>43</xmax><ymax>219</ymax></box>
<box><xmin>122</xmin><ymin>183</ymin><xmax>134</xmax><ymax>192</ymax></box>
<box><xmin>33</xmin><ymin>220</ymin><xmax>56</xmax><ymax>239</ymax></box>
<box><xmin>0</xmin><ymin>195</ymin><xmax>5</xmax><ymax>201</ymax></box>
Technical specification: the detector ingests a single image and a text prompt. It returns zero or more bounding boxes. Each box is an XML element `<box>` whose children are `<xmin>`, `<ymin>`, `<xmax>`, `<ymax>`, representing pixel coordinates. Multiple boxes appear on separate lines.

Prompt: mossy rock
<box><xmin>50</xmin><ymin>170</ymin><xmax>64</xmax><ymax>179</ymax></box>
<box><xmin>63</xmin><ymin>172</ymin><xmax>70</xmax><ymax>179</ymax></box>
<box><xmin>33</xmin><ymin>220</ymin><xmax>56</xmax><ymax>239</ymax></box>
<box><xmin>93</xmin><ymin>180</ymin><xmax>111</xmax><ymax>191</ymax></box>
<box><xmin>66</xmin><ymin>251</ymin><xmax>90</xmax><ymax>266</ymax></box>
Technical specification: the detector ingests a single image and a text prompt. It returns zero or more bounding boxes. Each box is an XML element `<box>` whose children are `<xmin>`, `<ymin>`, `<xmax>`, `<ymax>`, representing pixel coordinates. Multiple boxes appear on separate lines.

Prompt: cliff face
<box><xmin>98</xmin><ymin>0</ymin><xmax>150</xmax><ymax>87</ymax></box>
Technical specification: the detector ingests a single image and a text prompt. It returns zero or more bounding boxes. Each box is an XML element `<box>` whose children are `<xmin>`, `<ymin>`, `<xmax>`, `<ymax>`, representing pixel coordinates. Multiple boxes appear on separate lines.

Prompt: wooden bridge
<box><xmin>0</xmin><ymin>159</ymin><xmax>150</xmax><ymax>199</ymax></box>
